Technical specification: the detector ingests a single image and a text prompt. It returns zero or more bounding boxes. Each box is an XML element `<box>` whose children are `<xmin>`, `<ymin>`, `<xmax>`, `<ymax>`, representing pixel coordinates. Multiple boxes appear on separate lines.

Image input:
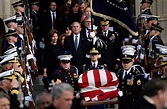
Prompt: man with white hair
<box><xmin>133</xmin><ymin>79</ymin><xmax>167</xmax><ymax>109</ymax></box>
<box><xmin>47</xmin><ymin>83</ymin><xmax>74</xmax><ymax>109</ymax></box>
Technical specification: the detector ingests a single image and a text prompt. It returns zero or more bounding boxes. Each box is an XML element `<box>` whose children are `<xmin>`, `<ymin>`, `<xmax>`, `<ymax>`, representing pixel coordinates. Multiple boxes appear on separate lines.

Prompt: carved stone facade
<box><xmin>0</xmin><ymin>0</ymin><xmax>16</xmax><ymax>19</ymax></box>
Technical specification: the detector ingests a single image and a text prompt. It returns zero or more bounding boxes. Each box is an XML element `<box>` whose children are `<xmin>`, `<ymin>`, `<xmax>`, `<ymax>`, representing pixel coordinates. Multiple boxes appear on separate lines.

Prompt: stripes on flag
<box><xmin>78</xmin><ymin>69</ymin><xmax>119</xmax><ymax>101</ymax></box>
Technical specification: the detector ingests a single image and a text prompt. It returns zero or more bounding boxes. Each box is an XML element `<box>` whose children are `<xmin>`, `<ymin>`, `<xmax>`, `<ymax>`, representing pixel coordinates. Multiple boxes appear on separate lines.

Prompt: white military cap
<box><xmin>0</xmin><ymin>52</ymin><xmax>18</xmax><ymax>65</ymax></box>
<box><xmin>155</xmin><ymin>44</ymin><xmax>164</xmax><ymax>49</ymax></box>
<box><xmin>121</xmin><ymin>45</ymin><xmax>135</xmax><ymax>50</ymax></box>
<box><xmin>159</xmin><ymin>47</ymin><xmax>167</xmax><ymax>55</ymax></box>
<box><xmin>4</xmin><ymin>47</ymin><xmax>17</xmax><ymax>55</ymax></box>
<box><xmin>122</xmin><ymin>47</ymin><xmax>136</xmax><ymax>53</ymax></box>
<box><xmin>57</xmin><ymin>51</ymin><xmax>73</xmax><ymax>61</ymax></box>
<box><xmin>122</xmin><ymin>49</ymin><xmax>136</xmax><ymax>56</ymax></box>
<box><xmin>4</xmin><ymin>16</ymin><xmax>16</xmax><ymax>25</ymax></box>
<box><xmin>146</xmin><ymin>14</ymin><xmax>160</xmax><ymax>21</ymax></box>
<box><xmin>0</xmin><ymin>69</ymin><xmax>14</xmax><ymax>78</ymax></box>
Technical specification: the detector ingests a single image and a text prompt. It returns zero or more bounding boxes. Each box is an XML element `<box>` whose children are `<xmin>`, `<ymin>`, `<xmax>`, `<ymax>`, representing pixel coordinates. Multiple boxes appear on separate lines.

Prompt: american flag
<box><xmin>78</xmin><ymin>69</ymin><xmax>119</xmax><ymax>101</ymax></box>
<box><xmin>90</xmin><ymin>0</ymin><xmax>138</xmax><ymax>36</ymax></box>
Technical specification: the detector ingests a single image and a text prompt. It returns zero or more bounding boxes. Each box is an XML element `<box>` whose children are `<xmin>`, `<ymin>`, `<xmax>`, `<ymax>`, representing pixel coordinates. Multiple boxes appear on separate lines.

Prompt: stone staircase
<box><xmin>32</xmin><ymin>75</ymin><xmax>47</xmax><ymax>100</ymax></box>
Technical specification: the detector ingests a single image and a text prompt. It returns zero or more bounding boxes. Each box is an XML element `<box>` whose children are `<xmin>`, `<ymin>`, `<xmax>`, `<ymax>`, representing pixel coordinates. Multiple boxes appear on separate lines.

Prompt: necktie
<box><xmin>93</xmin><ymin>63</ymin><xmax>96</xmax><ymax>69</ymax></box>
<box><xmin>123</xmin><ymin>71</ymin><xmax>127</xmax><ymax>79</ymax></box>
<box><xmin>104</xmin><ymin>32</ymin><xmax>107</xmax><ymax>37</ymax></box>
<box><xmin>52</xmin><ymin>12</ymin><xmax>55</xmax><ymax>28</ymax></box>
<box><xmin>74</xmin><ymin>36</ymin><xmax>78</xmax><ymax>50</ymax></box>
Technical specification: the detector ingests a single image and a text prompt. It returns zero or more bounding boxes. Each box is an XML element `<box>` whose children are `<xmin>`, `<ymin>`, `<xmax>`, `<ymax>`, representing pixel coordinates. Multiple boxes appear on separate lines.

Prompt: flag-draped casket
<box><xmin>78</xmin><ymin>69</ymin><xmax>119</xmax><ymax>101</ymax></box>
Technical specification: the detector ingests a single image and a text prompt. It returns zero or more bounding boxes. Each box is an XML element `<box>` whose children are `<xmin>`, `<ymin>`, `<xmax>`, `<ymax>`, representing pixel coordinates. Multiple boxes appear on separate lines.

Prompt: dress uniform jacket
<box><xmin>145</xmin><ymin>35</ymin><xmax>164</xmax><ymax>57</ymax></box>
<box><xmin>53</xmin><ymin>65</ymin><xmax>79</xmax><ymax>92</ymax></box>
<box><xmin>0</xmin><ymin>87</ymin><xmax>21</xmax><ymax>109</ymax></box>
<box><xmin>5</xmin><ymin>43</ymin><xmax>15</xmax><ymax>51</ymax></box>
<box><xmin>97</xmin><ymin>30</ymin><xmax>122</xmax><ymax>71</ymax></box>
<box><xmin>15</xmin><ymin>12</ymin><xmax>24</xmax><ymax>25</ymax></box>
<box><xmin>30</xmin><ymin>10</ymin><xmax>40</xmax><ymax>38</ymax></box>
<box><xmin>83</xmin><ymin>61</ymin><xmax>107</xmax><ymax>72</ymax></box>
<box><xmin>117</xmin><ymin>65</ymin><xmax>146</xmax><ymax>109</ymax></box>
<box><xmin>53</xmin><ymin>65</ymin><xmax>81</xmax><ymax>109</ymax></box>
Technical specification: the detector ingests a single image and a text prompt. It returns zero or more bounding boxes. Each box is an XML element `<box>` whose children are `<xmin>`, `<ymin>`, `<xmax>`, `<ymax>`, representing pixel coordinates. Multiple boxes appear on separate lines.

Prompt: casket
<box><xmin>78</xmin><ymin>69</ymin><xmax>119</xmax><ymax>102</ymax></box>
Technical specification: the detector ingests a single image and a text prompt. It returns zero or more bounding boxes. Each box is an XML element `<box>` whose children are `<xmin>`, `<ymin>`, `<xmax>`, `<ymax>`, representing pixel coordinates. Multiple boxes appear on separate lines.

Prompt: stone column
<box><xmin>0</xmin><ymin>0</ymin><xmax>16</xmax><ymax>19</ymax></box>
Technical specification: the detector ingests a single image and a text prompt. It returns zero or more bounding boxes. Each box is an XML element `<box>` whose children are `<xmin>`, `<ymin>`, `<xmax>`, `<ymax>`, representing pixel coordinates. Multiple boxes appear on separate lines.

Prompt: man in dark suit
<box><xmin>133</xmin><ymin>79</ymin><xmax>167</xmax><ymax>109</ymax></box>
<box><xmin>81</xmin><ymin>16</ymin><xmax>91</xmax><ymax>39</ymax></box>
<box><xmin>64</xmin><ymin>22</ymin><xmax>85</xmax><ymax>75</ymax></box>
<box><xmin>40</xmin><ymin>1</ymin><xmax>61</xmax><ymax>44</ymax></box>
<box><xmin>97</xmin><ymin>19</ymin><xmax>122</xmax><ymax>72</ymax></box>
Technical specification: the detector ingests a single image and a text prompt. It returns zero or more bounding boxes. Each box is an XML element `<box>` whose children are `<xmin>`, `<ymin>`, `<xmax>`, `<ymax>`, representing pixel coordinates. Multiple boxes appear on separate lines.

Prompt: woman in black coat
<box><xmin>43</xmin><ymin>29</ymin><xmax>61</xmax><ymax>82</ymax></box>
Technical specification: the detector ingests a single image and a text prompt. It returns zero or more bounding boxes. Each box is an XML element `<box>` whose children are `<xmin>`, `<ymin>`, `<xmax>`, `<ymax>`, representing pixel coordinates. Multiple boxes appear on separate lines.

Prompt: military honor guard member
<box><xmin>145</xmin><ymin>24</ymin><xmax>164</xmax><ymax>62</ymax></box>
<box><xmin>83</xmin><ymin>47</ymin><xmax>108</xmax><ymax>109</ymax></box>
<box><xmin>137</xmin><ymin>0</ymin><xmax>154</xmax><ymax>42</ymax></box>
<box><xmin>30</xmin><ymin>1</ymin><xmax>40</xmax><ymax>38</ymax></box>
<box><xmin>83</xmin><ymin>47</ymin><xmax>107</xmax><ymax>72</ymax></box>
<box><xmin>98</xmin><ymin>19</ymin><xmax>122</xmax><ymax>72</ymax></box>
<box><xmin>117</xmin><ymin>45</ymin><xmax>147</xmax><ymax>109</ymax></box>
<box><xmin>82</xmin><ymin>24</ymin><xmax>106</xmax><ymax>65</ymax></box>
<box><xmin>4</xmin><ymin>30</ymin><xmax>19</xmax><ymax>51</ymax></box>
<box><xmin>11</xmin><ymin>0</ymin><xmax>24</xmax><ymax>19</ymax></box>
<box><xmin>3</xmin><ymin>16</ymin><xmax>18</xmax><ymax>31</ymax></box>
<box><xmin>140</xmin><ymin>0</ymin><xmax>154</xmax><ymax>15</ymax></box>
<box><xmin>3</xmin><ymin>16</ymin><xmax>17</xmax><ymax>52</ymax></box>
<box><xmin>0</xmin><ymin>50</ymin><xmax>24</xmax><ymax>109</ymax></box>
<box><xmin>52</xmin><ymin>51</ymin><xmax>81</xmax><ymax>109</ymax></box>
<box><xmin>151</xmin><ymin>44</ymin><xmax>167</xmax><ymax>78</ymax></box>
<box><xmin>138</xmin><ymin>0</ymin><xmax>154</xmax><ymax>24</ymax></box>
